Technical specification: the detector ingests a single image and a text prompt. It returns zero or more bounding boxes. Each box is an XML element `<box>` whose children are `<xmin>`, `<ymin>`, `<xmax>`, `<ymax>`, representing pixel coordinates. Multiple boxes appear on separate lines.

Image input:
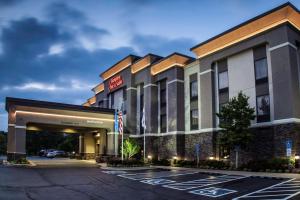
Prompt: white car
<box><xmin>46</xmin><ymin>150</ymin><xmax>66</xmax><ymax>158</ymax></box>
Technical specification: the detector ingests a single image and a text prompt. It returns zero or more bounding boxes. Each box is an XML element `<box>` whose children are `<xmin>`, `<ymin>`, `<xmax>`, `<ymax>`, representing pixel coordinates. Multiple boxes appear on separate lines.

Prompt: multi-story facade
<box><xmin>84</xmin><ymin>3</ymin><xmax>300</xmax><ymax>162</ymax></box>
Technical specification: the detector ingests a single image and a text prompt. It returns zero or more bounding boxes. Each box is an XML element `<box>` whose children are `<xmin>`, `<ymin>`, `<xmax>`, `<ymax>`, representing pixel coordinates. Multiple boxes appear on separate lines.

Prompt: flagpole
<box><xmin>142</xmin><ymin>106</ymin><xmax>146</xmax><ymax>161</ymax></box>
<box><xmin>122</xmin><ymin>122</ymin><xmax>124</xmax><ymax>161</ymax></box>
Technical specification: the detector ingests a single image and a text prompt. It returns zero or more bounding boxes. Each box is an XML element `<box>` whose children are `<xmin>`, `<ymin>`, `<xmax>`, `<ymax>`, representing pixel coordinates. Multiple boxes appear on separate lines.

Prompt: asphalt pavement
<box><xmin>1</xmin><ymin>163</ymin><xmax>300</xmax><ymax>200</ymax></box>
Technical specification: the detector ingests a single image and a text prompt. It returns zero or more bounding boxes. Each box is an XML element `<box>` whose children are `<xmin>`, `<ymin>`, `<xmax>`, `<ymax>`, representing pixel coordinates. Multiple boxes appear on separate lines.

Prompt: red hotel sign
<box><xmin>109</xmin><ymin>75</ymin><xmax>123</xmax><ymax>91</ymax></box>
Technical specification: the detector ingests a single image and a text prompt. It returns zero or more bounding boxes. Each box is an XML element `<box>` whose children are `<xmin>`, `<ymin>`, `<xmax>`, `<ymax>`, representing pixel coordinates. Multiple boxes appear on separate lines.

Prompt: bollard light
<box><xmin>147</xmin><ymin>155</ymin><xmax>152</xmax><ymax>159</ymax></box>
<box><xmin>209</xmin><ymin>156</ymin><xmax>214</xmax><ymax>160</ymax></box>
<box><xmin>173</xmin><ymin>156</ymin><xmax>178</xmax><ymax>160</ymax></box>
<box><xmin>295</xmin><ymin>155</ymin><xmax>300</xmax><ymax>160</ymax></box>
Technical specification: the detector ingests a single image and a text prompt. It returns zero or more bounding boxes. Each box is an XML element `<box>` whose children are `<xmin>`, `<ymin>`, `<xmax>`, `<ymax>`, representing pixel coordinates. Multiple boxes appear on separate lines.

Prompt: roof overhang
<box><xmin>191</xmin><ymin>3</ymin><xmax>300</xmax><ymax>58</ymax></box>
<box><xmin>150</xmin><ymin>53</ymin><xmax>194</xmax><ymax>75</ymax></box>
<box><xmin>92</xmin><ymin>83</ymin><xmax>104</xmax><ymax>95</ymax></box>
<box><xmin>131</xmin><ymin>54</ymin><xmax>163</xmax><ymax>74</ymax></box>
<box><xmin>100</xmin><ymin>55</ymin><xmax>140</xmax><ymax>81</ymax></box>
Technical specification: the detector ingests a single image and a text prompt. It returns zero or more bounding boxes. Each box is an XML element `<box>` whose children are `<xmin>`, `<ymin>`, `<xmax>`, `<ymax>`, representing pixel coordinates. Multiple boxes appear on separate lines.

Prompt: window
<box><xmin>160</xmin><ymin>89</ymin><xmax>166</xmax><ymax>105</ymax></box>
<box><xmin>255</xmin><ymin>58</ymin><xmax>268</xmax><ymax>81</ymax></box>
<box><xmin>98</xmin><ymin>100</ymin><xmax>104</xmax><ymax>108</ymax></box>
<box><xmin>140</xmin><ymin>93</ymin><xmax>144</xmax><ymax>134</ymax></box>
<box><xmin>160</xmin><ymin>114</ymin><xmax>167</xmax><ymax>133</ymax></box>
<box><xmin>218</xmin><ymin>71</ymin><xmax>229</xmax><ymax>90</ymax></box>
<box><xmin>256</xmin><ymin>95</ymin><xmax>270</xmax><ymax>122</ymax></box>
<box><xmin>190</xmin><ymin>81</ymin><xmax>198</xmax><ymax>99</ymax></box>
<box><xmin>190</xmin><ymin>109</ymin><xmax>198</xmax><ymax>130</ymax></box>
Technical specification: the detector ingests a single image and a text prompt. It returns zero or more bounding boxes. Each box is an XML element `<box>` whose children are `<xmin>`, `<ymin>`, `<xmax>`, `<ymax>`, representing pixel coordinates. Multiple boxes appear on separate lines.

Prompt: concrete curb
<box><xmin>2</xmin><ymin>160</ymin><xmax>36</xmax><ymax>167</ymax></box>
<box><xmin>153</xmin><ymin>166</ymin><xmax>299</xmax><ymax>180</ymax></box>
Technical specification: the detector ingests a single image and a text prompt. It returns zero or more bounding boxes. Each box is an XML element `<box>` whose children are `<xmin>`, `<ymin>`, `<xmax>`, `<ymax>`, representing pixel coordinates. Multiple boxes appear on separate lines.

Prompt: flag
<box><xmin>118</xmin><ymin>111</ymin><xmax>123</xmax><ymax>135</ymax></box>
<box><xmin>141</xmin><ymin>107</ymin><xmax>146</xmax><ymax>130</ymax></box>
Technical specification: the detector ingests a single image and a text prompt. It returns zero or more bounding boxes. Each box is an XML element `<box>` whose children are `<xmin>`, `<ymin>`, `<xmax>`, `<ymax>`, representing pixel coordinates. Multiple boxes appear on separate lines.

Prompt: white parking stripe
<box><xmin>118</xmin><ymin>171</ymin><xmax>198</xmax><ymax>180</ymax></box>
<box><xmin>101</xmin><ymin>171</ymin><xmax>127</xmax><ymax>175</ymax></box>
<box><xmin>163</xmin><ymin>175</ymin><xmax>247</xmax><ymax>191</ymax></box>
<box><xmin>234</xmin><ymin>179</ymin><xmax>300</xmax><ymax>200</ymax></box>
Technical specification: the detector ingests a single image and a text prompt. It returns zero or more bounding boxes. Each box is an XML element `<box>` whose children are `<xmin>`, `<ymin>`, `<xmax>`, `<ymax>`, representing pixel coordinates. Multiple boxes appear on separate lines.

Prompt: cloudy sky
<box><xmin>0</xmin><ymin>0</ymin><xmax>299</xmax><ymax>131</ymax></box>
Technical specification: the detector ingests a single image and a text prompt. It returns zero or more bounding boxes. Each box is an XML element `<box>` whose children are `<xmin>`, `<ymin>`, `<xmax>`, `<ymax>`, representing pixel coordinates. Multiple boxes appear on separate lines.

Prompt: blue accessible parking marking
<box><xmin>189</xmin><ymin>187</ymin><xmax>237</xmax><ymax>198</ymax></box>
<box><xmin>140</xmin><ymin>178</ymin><xmax>175</xmax><ymax>185</ymax></box>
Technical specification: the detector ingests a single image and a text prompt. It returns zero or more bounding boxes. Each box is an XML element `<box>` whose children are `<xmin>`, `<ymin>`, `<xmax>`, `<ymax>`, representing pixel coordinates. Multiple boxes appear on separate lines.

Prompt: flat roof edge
<box><xmin>190</xmin><ymin>2</ymin><xmax>299</xmax><ymax>51</ymax></box>
<box><xmin>5</xmin><ymin>97</ymin><xmax>114</xmax><ymax>114</ymax></box>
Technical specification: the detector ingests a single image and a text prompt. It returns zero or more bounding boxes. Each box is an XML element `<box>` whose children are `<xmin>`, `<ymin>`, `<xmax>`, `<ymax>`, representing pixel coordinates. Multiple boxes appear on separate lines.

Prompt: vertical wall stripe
<box><xmin>266</xmin><ymin>44</ymin><xmax>275</xmax><ymax>122</ymax></box>
<box><xmin>157</xmin><ymin>83</ymin><xmax>161</xmax><ymax>134</ymax></box>
<box><xmin>214</xmin><ymin>63</ymin><xmax>220</xmax><ymax>126</ymax></box>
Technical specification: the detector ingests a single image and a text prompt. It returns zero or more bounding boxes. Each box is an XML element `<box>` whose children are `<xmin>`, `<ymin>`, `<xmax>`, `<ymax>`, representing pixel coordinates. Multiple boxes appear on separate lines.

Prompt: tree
<box><xmin>0</xmin><ymin>132</ymin><xmax>7</xmax><ymax>155</ymax></box>
<box><xmin>216</xmin><ymin>92</ymin><xmax>255</xmax><ymax>168</ymax></box>
<box><xmin>121</xmin><ymin>138</ymin><xmax>141</xmax><ymax>160</ymax></box>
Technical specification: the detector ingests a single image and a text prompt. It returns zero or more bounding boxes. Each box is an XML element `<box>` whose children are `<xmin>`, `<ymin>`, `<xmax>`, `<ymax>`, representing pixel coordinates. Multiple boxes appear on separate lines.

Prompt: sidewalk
<box><xmin>153</xmin><ymin>165</ymin><xmax>300</xmax><ymax>179</ymax></box>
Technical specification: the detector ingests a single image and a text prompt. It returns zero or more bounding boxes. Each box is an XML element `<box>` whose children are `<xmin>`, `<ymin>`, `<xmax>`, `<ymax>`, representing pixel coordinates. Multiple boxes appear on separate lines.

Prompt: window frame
<box><xmin>254</xmin><ymin>57</ymin><xmax>268</xmax><ymax>83</ymax></box>
<box><xmin>218</xmin><ymin>71</ymin><xmax>229</xmax><ymax>92</ymax></box>
<box><xmin>190</xmin><ymin>80</ymin><xmax>198</xmax><ymax>100</ymax></box>
<box><xmin>256</xmin><ymin>94</ymin><xmax>270</xmax><ymax>123</ymax></box>
<box><xmin>190</xmin><ymin>109</ymin><xmax>199</xmax><ymax>130</ymax></box>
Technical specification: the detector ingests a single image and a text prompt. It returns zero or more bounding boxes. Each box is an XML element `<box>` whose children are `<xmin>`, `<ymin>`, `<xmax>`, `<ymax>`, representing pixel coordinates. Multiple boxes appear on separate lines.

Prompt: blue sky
<box><xmin>0</xmin><ymin>0</ymin><xmax>299</xmax><ymax>131</ymax></box>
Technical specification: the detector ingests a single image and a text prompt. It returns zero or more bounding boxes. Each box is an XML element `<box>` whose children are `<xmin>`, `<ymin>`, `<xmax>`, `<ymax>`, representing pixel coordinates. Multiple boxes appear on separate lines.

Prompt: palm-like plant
<box><xmin>121</xmin><ymin>138</ymin><xmax>141</xmax><ymax>159</ymax></box>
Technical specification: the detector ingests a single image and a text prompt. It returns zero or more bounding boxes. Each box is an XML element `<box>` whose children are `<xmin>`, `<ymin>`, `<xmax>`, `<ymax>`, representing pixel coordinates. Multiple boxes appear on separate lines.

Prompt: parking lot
<box><xmin>102</xmin><ymin>168</ymin><xmax>300</xmax><ymax>200</ymax></box>
<box><xmin>1</xmin><ymin>164</ymin><xmax>300</xmax><ymax>200</ymax></box>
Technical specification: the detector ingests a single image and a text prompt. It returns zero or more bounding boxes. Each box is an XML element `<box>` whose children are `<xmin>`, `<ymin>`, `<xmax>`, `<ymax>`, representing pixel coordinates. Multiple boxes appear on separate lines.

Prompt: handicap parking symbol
<box><xmin>141</xmin><ymin>179</ymin><xmax>175</xmax><ymax>185</ymax></box>
<box><xmin>189</xmin><ymin>187</ymin><xmax>237</xmax><ymax>197</ymax></box>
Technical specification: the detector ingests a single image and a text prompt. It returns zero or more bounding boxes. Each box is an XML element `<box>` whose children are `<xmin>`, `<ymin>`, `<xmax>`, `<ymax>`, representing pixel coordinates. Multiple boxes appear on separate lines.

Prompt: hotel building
<box><xmin>83</xmin><ymin>2</ymin><xmax>300</xmax><ymax>161</ymax></box>
<box><xmin>6</xmin><ymin>2</ymin><xmax>300</xmax><ymax>162</ymax></box>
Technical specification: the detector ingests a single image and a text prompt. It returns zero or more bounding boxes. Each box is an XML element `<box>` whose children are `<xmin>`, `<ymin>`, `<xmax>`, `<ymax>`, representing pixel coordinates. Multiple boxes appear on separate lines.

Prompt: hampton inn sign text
<box><xmin>109</xmin><ymin>75</ymin><xmax>123</xmax><ymax>91</ymax></box>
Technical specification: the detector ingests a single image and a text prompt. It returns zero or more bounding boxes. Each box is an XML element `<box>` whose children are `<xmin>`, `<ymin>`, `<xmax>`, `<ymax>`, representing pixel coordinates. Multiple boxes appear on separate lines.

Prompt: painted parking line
<box><xmin>118</xmin><ymin>171</ymin><xmax>198</xmax><ymax>180</ymax></box>
<box><xmin>140</xmin><ymin>178</ymin><xmax>176</xmax><ymax>185</ymax></box>
<box><xmin>189</xmin><ymin>187</ymin><xmax>237</xmax><ymax>198</ymax></box>
<box><xmin>233</xmin><ymin>179</ymin><xmax>300</xmax><ymax>200</ymax></box>
<box><xmin>102</xmin><ymin>171</ymin><xmax>127</xmax><ymax>175</ymax></box>
<box><xmin>163</xmin><ymin>174</ymin><xmax>247</xmax><ymax>191</ymax></box>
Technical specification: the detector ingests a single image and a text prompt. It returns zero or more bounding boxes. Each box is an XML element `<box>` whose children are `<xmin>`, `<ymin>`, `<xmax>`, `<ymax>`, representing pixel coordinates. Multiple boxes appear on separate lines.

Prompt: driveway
<box><xmin>1</xmin><ymin>166</ymin><xmax>300</xmax><ymax>200</ymax></box>
<box><xmin>28</xmin><ymin>156</ymin><xmax>96</xmax><ymax>167</ymax></box>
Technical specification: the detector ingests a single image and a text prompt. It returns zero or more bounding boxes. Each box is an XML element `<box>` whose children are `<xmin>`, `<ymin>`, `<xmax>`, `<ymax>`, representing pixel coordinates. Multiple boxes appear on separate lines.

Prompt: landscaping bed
<box><xmin>107</xmin><ymin>159</ymin><xmax>147</xmax><ymax>167</ymax></box>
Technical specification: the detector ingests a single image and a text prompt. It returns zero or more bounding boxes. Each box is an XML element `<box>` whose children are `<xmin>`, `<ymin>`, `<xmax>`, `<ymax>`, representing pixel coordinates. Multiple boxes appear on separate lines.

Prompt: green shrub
<box><xmin>240</xmin><ymin>158</ymin><xmax>294</xmax><ymax>172</ymax></box>
<box><xmin>10</xmin><ymin>158</ymin><xmax>29</xmax><ymax>165</ymax></box>
<box><xmin>107</xmin><ymin>158</ymin><xmax>144</xmax><ymax>167</ymax></box>
<box><xmin>151</xmin><ymin>159</ymin><xmax>171</xmax><ymax>166</ymax></box>
<box><xmin>174</xmin><ymin>160</ymin><xmax>196</xmax><ymax>167</ymax></box>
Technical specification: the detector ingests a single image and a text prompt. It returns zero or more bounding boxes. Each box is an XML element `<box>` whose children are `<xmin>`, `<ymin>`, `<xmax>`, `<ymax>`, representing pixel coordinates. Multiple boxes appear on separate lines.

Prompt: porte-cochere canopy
<box><xmin>5</xmin><ymin>97</ymin><xmax>117</xmax><ymax>161</ymax></box>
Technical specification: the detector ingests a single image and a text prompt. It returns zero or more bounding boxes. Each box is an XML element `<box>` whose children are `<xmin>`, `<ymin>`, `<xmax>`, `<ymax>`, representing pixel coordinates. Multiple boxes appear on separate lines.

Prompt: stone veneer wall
<box><xmin>133</xmin><ymin>123</ymin><xmax>300</xmax><ymax>163</ymax></box>
<box><xmin>184</xmin><ymin>132</ymin><xmax>216</xmax><ymax>160</ymax></box>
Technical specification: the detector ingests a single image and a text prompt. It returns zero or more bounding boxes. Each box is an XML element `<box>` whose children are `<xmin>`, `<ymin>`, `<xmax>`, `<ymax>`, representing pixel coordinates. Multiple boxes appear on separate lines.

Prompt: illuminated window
<box><xmin>190</xmin><ymin>109</ymin><xmax>199</xmax><ymax>130</ymax></box>
<box><xmin>256</xmin><ymin>95</ymin><xmax>270</xmax><ymax>122</ymax></box>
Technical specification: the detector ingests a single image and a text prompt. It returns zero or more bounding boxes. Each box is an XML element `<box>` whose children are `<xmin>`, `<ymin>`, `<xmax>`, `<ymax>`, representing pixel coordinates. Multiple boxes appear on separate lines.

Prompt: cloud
<box><xmin>46</xmin><ymin>2</ymin><xmax>87</xmax><ymax>24</ymax></box>
<box><xmin>48</xmin><ymin>44</ymin><xmax>64</xmax><ymax>55</ymax></box>
<box><xmin>2</xmin><ymin>79</ymin><xmax>95</xmax><ymax>92</ymax></box>
<box><xmin>0</xmin><ymin>0</ymin><xmax>23</xmax><ymax>7</ymax></box>
<box><xmin>131</xmin><ymin>34</ymin><xmax>195</xmax><ymax>56</ymax></box>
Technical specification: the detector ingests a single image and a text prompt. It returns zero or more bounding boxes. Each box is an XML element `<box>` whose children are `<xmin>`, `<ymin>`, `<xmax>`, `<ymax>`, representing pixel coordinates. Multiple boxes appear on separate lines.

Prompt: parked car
<box><xmin>39</xmin><ymin>149</ymin><xmax>56</xmax><ymax>157</ymax></box>
<box><xmin>46</xmin><ymin>150</ymin><xmax>66</xmax><ymax>158</ymax></box>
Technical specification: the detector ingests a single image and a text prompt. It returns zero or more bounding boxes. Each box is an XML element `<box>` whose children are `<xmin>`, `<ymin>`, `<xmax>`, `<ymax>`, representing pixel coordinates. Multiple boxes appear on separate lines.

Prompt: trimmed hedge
<box><xmin>239</xmin><ymin>158</ymin><xmax>295</xmax><ymax>172</ymax></box>
<box><xmin>107</xmin><ymin>159</ymin><xmax>144</xmax><ymax>167</ymax></box>
<box><xmin>151</xmin><ymin>159</ymin><xmax>171</xmax><ymax>166</ymax></box>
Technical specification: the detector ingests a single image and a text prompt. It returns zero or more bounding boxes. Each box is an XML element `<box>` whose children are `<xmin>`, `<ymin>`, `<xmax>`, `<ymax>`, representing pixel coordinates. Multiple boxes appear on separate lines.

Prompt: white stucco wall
<box><xmin>184</xmin><ymin>61</ymin><xmax>200</xmax><ymax>132</ymax></box>
<box><xmin>228</xmin><ymin>49</ymin><xmax>256</xmax><ymax>123</ymax></box>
